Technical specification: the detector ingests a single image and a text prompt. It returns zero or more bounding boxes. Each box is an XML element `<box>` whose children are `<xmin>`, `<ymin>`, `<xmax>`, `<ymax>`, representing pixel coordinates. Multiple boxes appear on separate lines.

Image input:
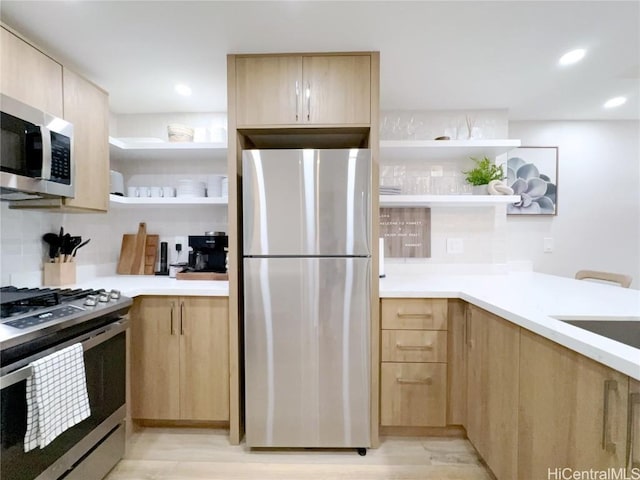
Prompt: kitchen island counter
<box><xmin>381</xmin><ymin>271</ymin><xmax>640</xmax><ymax>380</ymax></box>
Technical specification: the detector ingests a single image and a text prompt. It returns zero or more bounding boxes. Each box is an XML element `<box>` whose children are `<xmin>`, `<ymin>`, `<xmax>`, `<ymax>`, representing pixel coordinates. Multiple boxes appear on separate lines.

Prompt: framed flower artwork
<box><xmin>500</xmin><ymin>146</ymin><xmax>559</xmax><ymax>215</ymax></box>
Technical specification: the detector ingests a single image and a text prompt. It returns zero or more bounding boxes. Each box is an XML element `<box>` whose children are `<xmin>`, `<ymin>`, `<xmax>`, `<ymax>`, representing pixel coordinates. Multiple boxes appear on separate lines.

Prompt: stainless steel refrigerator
<box><xmin>243</xmin><ymin>148</ymin><xmax>371</xmax><ymax>449</ymax></box>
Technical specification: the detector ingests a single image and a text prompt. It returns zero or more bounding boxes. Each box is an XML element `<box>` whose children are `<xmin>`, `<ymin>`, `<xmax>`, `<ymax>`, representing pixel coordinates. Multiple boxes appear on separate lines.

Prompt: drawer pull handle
<box><xmin>396</xmin><ymin>344</ymin><xmax>433</xmax><ymax>351</ymax></box>
<box><xmin>170</xmin><ymin>302</ymin><xmax>175</xmax><ymax>335</ymax></box>
<box><xmin>602</xmin><ymin>379</ymin><xmax>618</xmax><ymax>453</ymax></box>
<box><xmin>295</xmin><ymin>80</ymin><xmax>300</xmax><ymax>121</ymax></box>
<box><xmin>627</xmin><ymin>392</ymin><xmax>640</xmax><ymax>469</ymax></box>
<box><xmin>396</xmin><ymin>312</ymin><xmax>432</xmax><ymax>319</ymax></box>
<box><xmin>396</xmin><ymin>377</ymin><xmax>432</xmax><ymax>385</ymax></box>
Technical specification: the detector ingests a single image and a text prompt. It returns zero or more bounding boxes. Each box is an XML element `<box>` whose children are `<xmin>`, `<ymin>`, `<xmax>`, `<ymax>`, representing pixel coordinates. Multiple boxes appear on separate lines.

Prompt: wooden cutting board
<box><xmin>130</xmin><ymin>222</ymin><xmax>147</xmax><ymax>275</ymax></box>
<box><xmin>144</xmin><ymin>235</ymin><xmax>159</xmax><ymax>275</ymax></box>
<box><xmin>116</xmin><ymin>222</ymin><xmax>147</xmax><ymax>274</ymax></box>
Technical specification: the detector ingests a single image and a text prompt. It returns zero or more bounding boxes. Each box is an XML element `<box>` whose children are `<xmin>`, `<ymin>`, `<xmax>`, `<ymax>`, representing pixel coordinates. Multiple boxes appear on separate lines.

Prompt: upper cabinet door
<box><xmin>62</xmin><ymin>69</ymin><xmax>109</xmax><ymax>212</ymax></box>
<box><xmin>0</xmin><ymin>27</ymin><xmax>63</xmax><ymax>117</ymax></box>
<box><xmin>234</xmin><ymin>54</ymin><xmax>371</xmax><ymax>127</ymax></box>
<box><xmin>302</xmin><ymin>55</ymin><xmax>370</xmax><ymax>125</ymax></box>
<box><xmin>235</xmin><ymin>56</ymin><xmax>302</xmax><ymax>126</ymax></box>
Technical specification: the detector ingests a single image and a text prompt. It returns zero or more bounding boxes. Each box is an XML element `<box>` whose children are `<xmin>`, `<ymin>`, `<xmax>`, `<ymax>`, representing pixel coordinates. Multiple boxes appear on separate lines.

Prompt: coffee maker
<box><xmin>187</xmin><ymin>232</ymin><xmax>228</xmax><ymax>273</ymax></box>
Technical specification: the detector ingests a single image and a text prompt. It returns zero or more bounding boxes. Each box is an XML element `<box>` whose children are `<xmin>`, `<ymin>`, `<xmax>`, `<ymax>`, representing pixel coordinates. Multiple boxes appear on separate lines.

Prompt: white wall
<box><xmin>507</xmin><ymin>120</ymin><xmax>640</xmax><ymax>288</ymax></box>
<box><xmin>3</xmin><ymin>115</ymin><xmax>637</xmax><ymax>286</ymax></box>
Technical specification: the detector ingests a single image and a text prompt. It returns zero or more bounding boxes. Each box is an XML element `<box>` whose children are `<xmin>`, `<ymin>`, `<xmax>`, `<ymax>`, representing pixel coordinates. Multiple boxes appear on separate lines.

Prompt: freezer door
<box><xmin>243</xmin><ymin>149</ymin><xmax>371</xmax><ymax>256</ymax></box>
<box><xmin>244</xmin><ymin>257</ymin><xmax>371</xmax><ymax>448</ymax></box>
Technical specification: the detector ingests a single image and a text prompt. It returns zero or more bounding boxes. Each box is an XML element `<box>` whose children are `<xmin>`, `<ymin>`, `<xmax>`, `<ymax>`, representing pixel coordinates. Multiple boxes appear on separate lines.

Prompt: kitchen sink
<box><xmin>552</xmin><ymin>316</ymin><xmax>640</xmax><ymax>349</ymax></box>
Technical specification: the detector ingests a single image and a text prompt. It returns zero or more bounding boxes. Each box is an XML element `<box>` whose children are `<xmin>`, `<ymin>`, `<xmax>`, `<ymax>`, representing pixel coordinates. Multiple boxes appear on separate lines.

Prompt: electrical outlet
<box><xmin>174</xmin><ymin>236</ymin><xmax>188</xmax><ymax>262</ymax></box>
<box><xmin>447</xmin><ymin>238</ymin><xmax>464</xmax><ymax>254</ymax></box>
<box><xmin>543</xmin><ymin>237</ymin><xmax>553</xmax><ymax>253</ymax></box>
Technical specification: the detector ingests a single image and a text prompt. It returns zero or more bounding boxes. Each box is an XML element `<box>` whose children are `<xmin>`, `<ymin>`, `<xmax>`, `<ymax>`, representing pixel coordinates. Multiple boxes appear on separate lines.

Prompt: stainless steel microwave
<box><xmin>0</xmin><ymin>94</ymin><xmax>74</xmax><ymax>200</ymax></box>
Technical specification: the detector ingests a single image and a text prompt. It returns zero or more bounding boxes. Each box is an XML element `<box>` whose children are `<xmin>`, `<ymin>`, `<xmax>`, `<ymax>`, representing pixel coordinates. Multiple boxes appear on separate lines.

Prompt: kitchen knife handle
<box><xmin>295</xmin><ymin>80</ymin><xmax>300</xmax><ymax>121</ymax></box>
<box><xmin>602</xmin><ymin>379</ymin><xmax>618</xmax><ymax>453</ymax></box>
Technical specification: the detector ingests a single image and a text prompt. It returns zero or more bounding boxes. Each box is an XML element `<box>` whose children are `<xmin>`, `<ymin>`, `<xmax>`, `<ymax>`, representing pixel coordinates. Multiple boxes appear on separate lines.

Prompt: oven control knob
<box><xmin>98</xmin><ymin>294</ymin><xmax>110</xmax><ymax>303</ymax></box>
<box><xmin>110</xmin><ymin>289</ymin><xmax>121</xmax><ymax>300</ymax></box>
<box><xmin>84</xmin><ymin>295</ymin><xmax>98</xmax><ymax>307</ymax></box>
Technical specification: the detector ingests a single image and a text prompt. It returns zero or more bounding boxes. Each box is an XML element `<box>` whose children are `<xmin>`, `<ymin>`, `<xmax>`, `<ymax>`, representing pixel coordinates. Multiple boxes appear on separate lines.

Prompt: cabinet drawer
<box><xmin>381</xmin><ymin>298</ymin><xmax>447</xmax><ymax>330</ymax></box>
<box><xmin>381</xmin><ymin>330</ymin><xmax>447</xmax><ymax>363</ymax></box>
<box><xmin>380</xmin><ymin>362</ymin><xmax>447</xmax><ymax>427</ymax></box>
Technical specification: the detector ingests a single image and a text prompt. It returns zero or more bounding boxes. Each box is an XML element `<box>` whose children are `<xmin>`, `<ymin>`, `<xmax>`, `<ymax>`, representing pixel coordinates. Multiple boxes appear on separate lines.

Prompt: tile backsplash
<box><xmin>1</xmin><ymin>202</ymin><xmax>228</xmax><ymax>286</ymax></box>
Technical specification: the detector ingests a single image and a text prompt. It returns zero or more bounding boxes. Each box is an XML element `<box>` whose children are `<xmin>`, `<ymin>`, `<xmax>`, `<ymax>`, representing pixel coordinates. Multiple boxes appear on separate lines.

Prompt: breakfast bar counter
<box><xmin>381</xmin><ymin>271</ymin><xmax>640</xmax><ymax>380</ymax></box>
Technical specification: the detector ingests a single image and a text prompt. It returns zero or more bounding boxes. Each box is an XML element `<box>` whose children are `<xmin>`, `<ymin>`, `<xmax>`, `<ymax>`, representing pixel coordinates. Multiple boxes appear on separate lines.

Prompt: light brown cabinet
<box><xmin>1</xmin><ymin>26</ymin><xmax>63</xmax><ymax>117</ymax></box>
<box><xmin>60</xmin><ymin>68</ymin><xmax>109</xmax><ymax>212</ymax></box>
<box><xmin>446</xmin><ymin>299</ymin><xmax>467</xmax><ymax>426</ymax></box>
<box><xmin>234</xmin><ymin>54</ymin><xmax>371</xmax><ymax>127</ymax></box>
<box><xmin>130</xmin><ymin>296</ymin><xmax>229</xmax><ymax>422</ymax></box>
<box><xmin>518</xmin><ymin>329</ymin><xmax>635</xmax><ymax>479</ymax></box>
<box><xmin>466</xmin><ymin>305</ymin><xmax>520</xmax><ymax>480</ymax></box>
<box><xmin>380</xmin><ymin>298</ymin><xmax>448</xmax><ymax>427</ymax></box>
<box><xmin>3</xmin><ymin>27</ymin><xmax>110</xmax><ymax>212</ymax></box>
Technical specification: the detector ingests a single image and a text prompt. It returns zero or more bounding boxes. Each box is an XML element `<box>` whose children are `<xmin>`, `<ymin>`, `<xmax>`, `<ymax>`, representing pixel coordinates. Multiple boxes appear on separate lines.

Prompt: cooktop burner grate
<box><xmin>0</xmin><ymin>286</ymin><xmax>106</xmax><ymax>319</ymax></box>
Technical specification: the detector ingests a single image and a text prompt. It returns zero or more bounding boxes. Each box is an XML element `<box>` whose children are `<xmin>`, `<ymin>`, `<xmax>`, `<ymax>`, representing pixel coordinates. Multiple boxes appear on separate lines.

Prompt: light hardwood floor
<box><xmin>105</xmin><ymin>427</ymin><xmax>492</xmax><ymax>479</ymax></box>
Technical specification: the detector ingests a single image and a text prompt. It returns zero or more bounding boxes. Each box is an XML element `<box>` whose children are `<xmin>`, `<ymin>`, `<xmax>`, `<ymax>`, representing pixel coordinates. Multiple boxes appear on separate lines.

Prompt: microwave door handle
<box><xmin>36</xmin><ymin>125</ymin><xmax>52</xmax><ymax>180</ymax></box>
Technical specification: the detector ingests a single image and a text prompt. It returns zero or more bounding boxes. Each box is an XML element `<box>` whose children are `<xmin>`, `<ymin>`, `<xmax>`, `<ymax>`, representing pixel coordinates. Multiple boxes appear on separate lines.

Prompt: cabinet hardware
<box><xmin>295</xmin><ymin>81</ymin><xmax>300</xmax><ymax>121</ymax></box>
<box><xmin>180</xmin><ymin>301</ymin><xmax>185</xmax><ymax>335</ymax></box>
<box><xmin>170</xmin><ymin>302</ymin><xmax>175</xmax><ymax>335</ymax></box>
<box><xmin>465</xmin><ymin>308</ymin><xmax>472</xmax><ymax>348</ymax></box>
<box><xmin>396</xmin><ymin>312</ymin><xmax>432</xmax><ymax>319</ymax></box>
<box><xmin>602</xmin><ymin>379</ymin><xmax>618</xmax><ymax>453</ymax></box>
<box><xmin>627</xmin><ymin>392</ymin><xmax>640</xmax><ymax>469</ymax></box>
<box><xmin>396</xmin><ymin>377</ymin><xmax>432</xmax><ymax>385</ymax></box>
<box><xmin>305</xmin><ymin>82</ymin><xmax>311</xmax><ymax>121</ymax></box>
<box><xmin>464</xmin><ymin>307</ymin><xmax>469</xmax><ymax>347</ymax></box>
<box><xmin>396</xmin><ymin>344</ymin><xmax>432</xmax><ymax>351</ymax></box>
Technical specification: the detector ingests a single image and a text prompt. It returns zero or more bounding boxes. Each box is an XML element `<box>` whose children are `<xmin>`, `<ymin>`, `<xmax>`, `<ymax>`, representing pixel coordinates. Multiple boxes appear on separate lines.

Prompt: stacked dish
<box><xmin>177</xmin><ymin>179</ymin><xmax>206</xmax><ymax>198</ymax></box>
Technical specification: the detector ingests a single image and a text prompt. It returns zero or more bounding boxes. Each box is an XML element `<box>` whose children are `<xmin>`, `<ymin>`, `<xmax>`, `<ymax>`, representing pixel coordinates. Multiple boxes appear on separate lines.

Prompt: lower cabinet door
<box><xmin>179</xmin><ymin>297</ymin><xmax>230</xmax><ymax>421</ymax></box>
<box><xmin>518</xmin><ymin>329</ymin><xmax>629</xmax><ymax>479</ymax></box>
<box><xmin>130</xmin><ymin>296</ymin><xmax>181</xmax><ymax>419</ymax></box>
<box><xmin>380</xmin><ymin>362</ymin><xmax>446</xmax><ymax>427</ymax></box>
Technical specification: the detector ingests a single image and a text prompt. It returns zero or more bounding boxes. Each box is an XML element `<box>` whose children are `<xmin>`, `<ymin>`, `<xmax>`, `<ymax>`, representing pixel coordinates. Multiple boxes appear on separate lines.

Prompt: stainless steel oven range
<box><xmin>0</xmin><ymin>286</ymin><xmax>132</xmax><ymax>480</ymax></box>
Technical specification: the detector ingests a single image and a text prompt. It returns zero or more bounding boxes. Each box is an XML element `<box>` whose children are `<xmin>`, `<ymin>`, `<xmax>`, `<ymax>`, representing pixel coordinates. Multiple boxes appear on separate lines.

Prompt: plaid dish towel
<box><xmin>24</xmin><ymin>343</ymin><xmax>91</xmax><ymax>452</ymax></box>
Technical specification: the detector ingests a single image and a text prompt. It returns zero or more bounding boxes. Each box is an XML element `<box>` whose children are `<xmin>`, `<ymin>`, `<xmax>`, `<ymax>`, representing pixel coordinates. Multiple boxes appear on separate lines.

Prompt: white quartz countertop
<box><xmin>381</xmin><ymin>271</ymin><xmax>640</xmax><ymax>380</ymax></box>
<box><xmin>72</xmin><ymin>275</ymin><xmax>229</xmax><ymax>297</ymax></box>
<box><xmin>70</xmin><ymin>271</ymin><xmax>639</xmax><ymax>380</ymax></box>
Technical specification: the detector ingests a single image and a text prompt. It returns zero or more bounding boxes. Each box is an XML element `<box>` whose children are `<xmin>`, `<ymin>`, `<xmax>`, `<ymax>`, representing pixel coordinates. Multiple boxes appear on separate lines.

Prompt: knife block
<box><xmin>43</xmin><ymin>262</ymin><xmax>76</xmax><ymax>286</ymax></box>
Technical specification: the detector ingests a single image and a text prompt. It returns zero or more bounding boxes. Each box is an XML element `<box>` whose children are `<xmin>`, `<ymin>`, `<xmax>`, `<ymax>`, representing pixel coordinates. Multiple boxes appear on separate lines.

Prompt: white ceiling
<box><xmin>1</xmin><ymin>1</ymin><xmax>638</xmax><ymax>120</ymax></box>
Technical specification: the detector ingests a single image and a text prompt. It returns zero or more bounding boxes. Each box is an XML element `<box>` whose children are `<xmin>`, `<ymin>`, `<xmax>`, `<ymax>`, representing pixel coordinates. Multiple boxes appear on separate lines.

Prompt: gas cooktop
<box><xmin>0</xmin><ymin>286</ymin><xmax>133</xmax><ymax>351</ymax></box>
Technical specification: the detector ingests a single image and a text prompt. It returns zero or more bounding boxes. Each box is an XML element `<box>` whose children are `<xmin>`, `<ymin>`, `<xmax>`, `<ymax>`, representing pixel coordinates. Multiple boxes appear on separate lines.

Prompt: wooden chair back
<box><xmin>575</xmin><ymin>270</ymin><xmax>632</xmax><ymax>288</ymax></box>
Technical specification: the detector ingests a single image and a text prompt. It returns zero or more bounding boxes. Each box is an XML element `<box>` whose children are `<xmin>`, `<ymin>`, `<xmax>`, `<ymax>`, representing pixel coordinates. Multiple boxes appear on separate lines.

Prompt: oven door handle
<box><xmin>0</xmin><ymin>319</ymin><xmax>129</xmax><ymax>390</ymax></box>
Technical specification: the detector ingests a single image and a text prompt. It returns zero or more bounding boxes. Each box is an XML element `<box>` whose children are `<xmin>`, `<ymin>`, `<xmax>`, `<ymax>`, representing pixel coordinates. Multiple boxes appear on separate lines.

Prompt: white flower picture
<box><xmin>499</xmin><ymin>147</ymin><xmax>558</xmax><ymax>216</ymax></box>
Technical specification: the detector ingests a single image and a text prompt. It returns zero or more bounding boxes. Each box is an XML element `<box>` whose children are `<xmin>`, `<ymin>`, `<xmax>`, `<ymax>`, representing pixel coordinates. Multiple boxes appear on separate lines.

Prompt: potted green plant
<box><xmin>463</xmin><ymin>156</ymin><xmax>504</xmax><ymax>194</ymax></box>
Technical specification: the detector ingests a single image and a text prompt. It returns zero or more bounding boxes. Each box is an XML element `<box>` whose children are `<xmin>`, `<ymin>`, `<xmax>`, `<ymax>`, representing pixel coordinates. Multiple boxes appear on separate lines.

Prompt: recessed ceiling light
<box><xmin>559</xmin><ymin>48</ymin><xmax>586</xmax><ymax>66</ymax></box>
<box><xmin>174</xmin><ymin>84</ymin><xmax>192</xmax><ymax>96</ymax></box>
<box><xmin>603</xmin><ymin>96</ymin><xmax>627</xmax><ymax>108</ymax></box>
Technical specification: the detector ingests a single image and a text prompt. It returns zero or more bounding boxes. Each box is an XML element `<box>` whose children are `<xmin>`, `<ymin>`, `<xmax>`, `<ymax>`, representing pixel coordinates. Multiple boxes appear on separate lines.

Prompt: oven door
<box><xmin>0</xmin><ymin>320</ymin><xmax>127</xmax><ymax>480</ymax></box>
<box><xmin>0</xmin><ymin>93</ymin><xmax>74</xmax><ymax>199</ymax></box>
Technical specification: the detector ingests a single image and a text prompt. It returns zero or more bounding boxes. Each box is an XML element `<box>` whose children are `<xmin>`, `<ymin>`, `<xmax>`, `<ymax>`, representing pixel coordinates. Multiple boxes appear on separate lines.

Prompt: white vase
<box><xmin>472</xmin><ymin>185</ymin><xmax>489</xmax><ymax>195</ymax></box>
